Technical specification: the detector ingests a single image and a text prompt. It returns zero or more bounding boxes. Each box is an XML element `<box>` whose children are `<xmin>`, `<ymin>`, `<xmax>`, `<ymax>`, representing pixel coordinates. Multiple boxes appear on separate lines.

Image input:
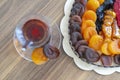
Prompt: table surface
<box><xmin>0</xmin><ymin>0</ymin><xmax>120</xmax><ymax>80</ymax></box>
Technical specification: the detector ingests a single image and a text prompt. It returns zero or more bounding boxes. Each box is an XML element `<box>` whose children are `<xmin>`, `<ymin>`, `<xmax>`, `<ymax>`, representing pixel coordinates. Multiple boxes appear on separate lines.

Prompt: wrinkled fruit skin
<box><xmin>75</xmin><ymin>0</ymin><xmax>87</xmax><ymax>6</ymax></box>
<box><xmin>84</xmin><ymin>48</ymin><xmax>100</xmax><ymax>62</ymax></box>
<box><xmin>70</xmin><ymin>15</ymin><xmax>82</xmax><ymax>24</ymax></box>
<box><xmin>69</xmin><ymin>22</ymin><xmax>80</xmax><ymax>33</ymax></box>
<box><xmin>71</xmin><ymin>3</ymin><xmax>85</xmax><ymax>17</ymax></box>
<box><xmin>114</xmin><ymin>54</ymin><xmax>120</xmax><ymax>65</ymax></box>
<box><xmin>75</xmin><ymin>40</ymin><xmax>88</xmax><ymax>50</ymax></box>
<box><xmin>77</xmin><ymin>45</ymin><xmax>89</xmax><ymax>58</ymax></box>
<box><xmin>44</xmin><ymin>44</ymin><xmax>60</xmax><ymax>59</ymax></box>
<box><xmin>70</xmin><ymin>32</ymin><xmax>83</xmax><ymax>46</ymax></box>
<box><xmin>101</xmin><ymin>54</ymin><xmax>112</xmax><ymax>67</ymax></box>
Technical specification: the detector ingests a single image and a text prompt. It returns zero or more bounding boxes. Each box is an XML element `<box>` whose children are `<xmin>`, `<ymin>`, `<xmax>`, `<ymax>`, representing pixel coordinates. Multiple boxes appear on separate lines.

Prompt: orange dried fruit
<box><xmin>98</xmin><ymin>0</ymin><xmax>105</xmax><ymax>5</ymax></box>
<box><xmin>101</xmin><ymin>42</ymin><xmax>112</xmax><ymax>55</ymax></box>
<box><xmin>89</xmin><ymin>35</ymin><xmax>103</xmax><ymax>50</ymax></box>
<box><xmin>83</xmin><ymin>27</ymin><xmax>97</xmax><ymax>42</ymax></box>
<box><xmin>32</xmin><ymin>48</ymin><xmax>48</xmax><ymax>65</ymax></box>
<box><xmin>81</xmin><ymin>20</ymin><xmax>96</xmax><ymax>33</ymax></box>
<box><xmin>82</xmin><ymin>10</ymin><xmax>97</xmax><ymax>22</ymax></box>
<box><xmin>86</xmin><ymin>0</ymin><xmax>100</xmax><ymax>11</ymax></box>
<box><xmin>108</xmin><ymin>40</ymin><xmax>120</xmax><ymax>55</ymax></box>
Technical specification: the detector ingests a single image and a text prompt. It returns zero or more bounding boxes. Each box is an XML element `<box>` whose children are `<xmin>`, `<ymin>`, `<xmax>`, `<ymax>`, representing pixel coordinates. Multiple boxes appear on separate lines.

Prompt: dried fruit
<box><xmin>32</xmin><ymin>48</ymin><xmax>48</xmax><ymax>65</ymax></box>
<box><xmin>70</xmin><ymin>32</ymin><xmax>83</xmax><ymax>45</ymax></box>
<box><xmin>89</xmin><ymin>35</ymin><xmax>103</xmax><ymax>50</ymax></box>
<box><xmin>114</xmin><ymin>54</ymin><xmax>120</xmax><ymax>65</ymax></box>
<box><xmin>75</xmin><ymin>40</ymin><xmax>88</xmax><ymax>50</ymax></box>
<box><xmin>70</xmin><ymin>15</ymin><xmax>82</xmax><ymax>24</ymax></box>
<box><xmin>86</xmin><ymin>0</ymin><xmax>100</xmax><ymax>11</ymax></box>
<box><xmin>101</xmin><ymin>42</ymin><xmax>112</xmax><ymax>55</ymax></box>
<box><xmin>108</xmin><ymin>40</ymin><xmax>120</xmax><ymax>54</ymax></box>
<box><xmin>114</xmin><ymin>0</ymin><xmax>120</xmax><ymax>27</ymax></box>
<box><xmin>44</xmin><ymin>44</ymin><xmax>60</xmax><ymax>59</ymax></box>
<box><xmin>81</xmin><ymin>20</ymin><xmax>96</xmax><ymax>33</ymax></box>
<box><xmin>101</xmin><ymin>54</ymin><xmax>112</xmax><ymax>67</ymax></box>
<box><xmin>96</xmin><ymin>0</ymin><xmax>114</xmax><ymax>32</ymax></box>
<box><xmin>69</xmin><ymin>22</ymin><xmax>80</xmax><ymax>33</ymax></box>
<box><xmin>83</xmin><ymin>27</ymin><xmax>97</xmax><ymax>42</ymax></box>
<box><xmin>82</xmin><ymin>10</ymin><xmax>97</xmax><ymax>22</ymax></box>
<box><xmin>84</xmin><ymin>48</ymin><xmax>100</xmax><ymax>62</ymax></box>
<box><xmin>98</xmin><ymin>0</ymin><xmax>105</xmax><ymax>5</ymax></box>
<box><xmin>77</xmin><ymin>45</ymin><xmax>89</xmax><ymax>58</ymax></box>
<box><xmin>75</xmin><ymin>0</ymin><xmax>87</xmax><ymax>6</ymax></box>
<box><xmin>71</xmin><ymin>3</ymin><xmax>85</xmax><ymax>17</ymax></box>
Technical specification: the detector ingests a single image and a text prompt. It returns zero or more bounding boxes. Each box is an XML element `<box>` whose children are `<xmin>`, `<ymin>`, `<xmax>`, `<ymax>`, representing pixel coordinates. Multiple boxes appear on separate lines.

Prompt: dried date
<box><xmin>77</xmin><ymin>45</ymin><xmax>89</xmax><ymax>58</ymax></box>
<box><xmin>69</xmin><ymin>22</ymin><xmax>80</xmax><ymax>33</ymax></box>
<box><xmin>44</xmin><ymin>44</ymin><xmax>60</xmax><ymax>59</ymax></box>
<box><xmin>69</xmin><ymin>15</ymin><xmax>82</xmax><ymax>24</ymax></box>
<box><xmin>114</xmin><ymin>54</ymin><xmax>120</xmax><ymax>65</ymax></box>
<box><xmin>75</xmin><ymin>40</ymin><xmax>88</xmax><ymax>50</ymax></box>
<box><xmin>70</xmin><ymin>3</ymin><xmax>84</xmax><ymax>17</ymax></box>
<box><xmin>101</xmin><ymin>54</ymin><xmax>112</xmax><ymax>67</ymax></box>
<box><xmin>70</xmin><ymin>32</ymin><xmax>82</xmax><ymax>46</ymax></box>
<box><xmin>75</xmin><ymin>0</ymin><xmax>87</xmax><ymax>6</ymax></box>
<box><xmin>84</xmin><ymin>48</ymin><xmax>100</xmax><ymax>62</ymax></box>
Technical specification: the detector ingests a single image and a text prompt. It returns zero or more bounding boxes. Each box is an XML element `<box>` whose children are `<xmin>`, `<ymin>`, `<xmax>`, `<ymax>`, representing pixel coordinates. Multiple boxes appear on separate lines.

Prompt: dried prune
<box><xmin>70</xmin><ymin>3</ymin><xmax>84</xmax><ymax>17</ymax></box>
<box><xmin>43</xmin><ymin>44</ymin><xmax>60</xmax><ymax>59</ymax></box>
<box><xmin>77</xmin><ymin>45</ymin><xmax>89</xmax><ymax>58</ymax></box>
<box><xmin>75</xmin><ymin>0</ymin><xmax>87</xmax><ymax>6</ymax></box>
<box><xmin>70</xmin><ymin>15</ymin><xmax>82</xmax><ymax>24</ymax></box>
<box><xmin>69</xmin><ymin>22</ymin><xmax>80</xmax><ymax>33</ymax></box>
<box><xmin>114</xmin><ymin>54</ymin><xmax>120</xmax><ymax>65</ymax></box>
<box><xmin>84</xmin><ymin>48</ymin><xmax>100</xmax><ymax>62</ymax></box>
<box><xmin>75</xmin><ymin>40</ymin><xmax>88</xmax><ymax>50</ymax></box>
<box><xmin>70</xmin><ymin>32</ymin><xmax>83</xmax><ymax>46</ymax></box>
<box><xmin>101</xmin><ymin>54</ymin><xmax>112</xmax><ymax>67</ymax></box>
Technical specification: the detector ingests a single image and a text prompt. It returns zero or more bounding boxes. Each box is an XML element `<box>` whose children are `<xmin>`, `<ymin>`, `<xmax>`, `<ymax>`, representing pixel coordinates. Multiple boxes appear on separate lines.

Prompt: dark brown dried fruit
<box><xmin>44</xmin><ymin>44</ymin><xmax>60</xmax><ymax>59</ymax></box>
<box><xmin>75</xmin><ymin>0</ymin><xmax>87</xmax><ymax>6</ymax></box>
<box><xmin>69</xmin><ymin>22</ymin><xmax>80</xmax><ymax>33</ymax></box>
<box><xmin>75</xmin><ymin>40</ymin><xmax>88</xmax><ymax>50</ymax></box>
<box><xmin>70</xmin><ymin>32</ymin><xmax>83</xmax><ymax>46</ymax></box>
<box><xmin>84</xmin><ymin>48</ymin><xmax>100</xmax><ymax>62</ymax></box>
<box><xmin>101</xmin><ymin>54</ymin><xmax>112</xmax><ymax>67</ymax></box>
<box><xmin>114</xmin><ymin>54</ymin><xmax>120</xmax><ymax>65</ymax></box>
<box><xmin>77</xmin><ymin>46</ymin><xmax>89</xmax><ymax>58</ymax></box>
<box><xmin>70</xmin><ymin>3</ymin><xmax>84</xmax><ymax>17</ymax></box>
<box><xmin>70</xmin><ymin>15</ymin><xmax>82</xmax><ymax>24</ymax></box>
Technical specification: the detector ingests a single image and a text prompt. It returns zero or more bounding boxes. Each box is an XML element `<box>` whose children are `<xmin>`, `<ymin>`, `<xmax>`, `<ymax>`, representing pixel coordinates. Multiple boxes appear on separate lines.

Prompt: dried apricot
<box><xmin>101</xmin><ymin>42</ymin><xmax>112</xmax><ymax>55</ymax></box>
<box><xmin>98</xmin><ymin>0</ymin><xmax>105</xmax><ymax>5</ymax></box>
<box><xmin>81</xmin><ymin>20</ymin><xmax>96</xmax><ymax>33</ymax></box>
<box><xmin>32</xmin><ymin>48</ymin><xmax>48</xmax><ymax>65</ymax></box>
<box><xmin>108</xmin><ymin>40</ymin><xmax>120</xmax><ymax>55</ymax></box>
<box><xmin>83</xmin><ymin>27</ymin><xmax>97</xmax><ymax>42</ymax></box>
<box><xmin>82</xmin><ymin>10</ymin><xmax>97</xmax><ymax>22</ymax></box>
<box><xmin>89</xmin><ymin>35</ymin><xmax>103</xmax><ymax>50</ymax></box>
<box><xmin>86</xmin><ymin>0</ymin><xmax>100</xmax><ymax>11</ymax></box>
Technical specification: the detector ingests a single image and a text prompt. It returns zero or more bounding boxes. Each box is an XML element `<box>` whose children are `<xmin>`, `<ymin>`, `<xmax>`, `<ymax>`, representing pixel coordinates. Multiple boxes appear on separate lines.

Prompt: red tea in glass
<box><xmin>16</xmin><ymin>19</ymin><xmax>50</xmax><ymax>49</ymax></box>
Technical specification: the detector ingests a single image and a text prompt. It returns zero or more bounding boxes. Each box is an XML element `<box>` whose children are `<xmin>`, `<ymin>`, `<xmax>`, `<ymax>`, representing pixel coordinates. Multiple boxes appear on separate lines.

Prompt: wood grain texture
<box><xmin>0</xmin><ymin>0</ymin><xmax>120</xmax><ymax>80</ymax></box>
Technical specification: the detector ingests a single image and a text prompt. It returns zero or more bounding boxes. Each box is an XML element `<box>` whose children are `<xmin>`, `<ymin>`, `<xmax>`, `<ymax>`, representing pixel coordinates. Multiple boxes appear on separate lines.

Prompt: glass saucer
<box><xmin>13</xmin><ymin>14</ymin><xmax>62</xmax><ymax>62</ymax></box>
